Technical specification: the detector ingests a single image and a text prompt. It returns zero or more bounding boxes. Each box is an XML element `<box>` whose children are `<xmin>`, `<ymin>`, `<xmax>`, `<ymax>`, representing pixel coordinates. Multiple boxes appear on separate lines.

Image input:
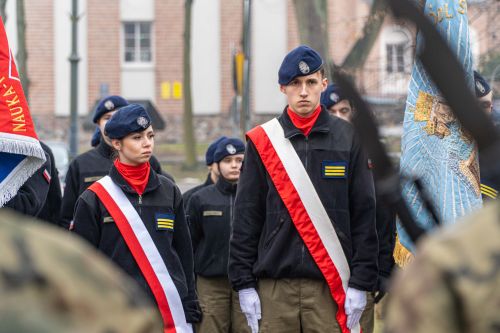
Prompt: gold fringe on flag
<box><xmin>393</xmin><ymin>234</ymin><xmax>414</xmax><ymax>268</ymax></box>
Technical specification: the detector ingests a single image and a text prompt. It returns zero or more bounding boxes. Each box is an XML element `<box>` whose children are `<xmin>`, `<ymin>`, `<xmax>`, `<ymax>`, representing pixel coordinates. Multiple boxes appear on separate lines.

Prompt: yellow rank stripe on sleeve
<box><xmin>480</xmin><ymin>184</ymin><xmax>498</xmax><ymax>199</ymax></box>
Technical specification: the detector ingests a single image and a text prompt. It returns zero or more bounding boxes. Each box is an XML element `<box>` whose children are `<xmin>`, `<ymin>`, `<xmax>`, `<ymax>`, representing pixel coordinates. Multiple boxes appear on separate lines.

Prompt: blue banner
<box><xmin>397</xmin><ymin>0</ymin><xmax>482</xmax><ymax>253</ymax></box>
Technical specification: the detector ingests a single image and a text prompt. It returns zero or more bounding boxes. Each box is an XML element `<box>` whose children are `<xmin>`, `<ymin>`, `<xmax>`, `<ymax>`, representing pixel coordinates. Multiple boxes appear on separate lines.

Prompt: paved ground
<box><xmin>178</xmin><ymin>179</ymin><xmax>200</xmax><ymax>194</ymax></box>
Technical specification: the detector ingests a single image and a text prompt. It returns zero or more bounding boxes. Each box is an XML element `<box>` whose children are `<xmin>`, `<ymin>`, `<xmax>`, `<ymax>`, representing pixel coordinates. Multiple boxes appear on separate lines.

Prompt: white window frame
<box><xmin>121</xmin><ymin>21</ymin><xmax>154</xmax><ymax>69</ymax></box>
<box><xmin>380</xmin><ymin>26</ymin><xmax>413</xmax><ymax>95</ymax></box>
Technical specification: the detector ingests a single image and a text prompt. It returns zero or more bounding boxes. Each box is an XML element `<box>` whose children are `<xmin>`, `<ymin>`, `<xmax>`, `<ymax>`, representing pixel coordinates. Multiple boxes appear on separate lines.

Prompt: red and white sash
<box><xmin>89</xmin><ymin>176</ymin><xmax>191</xmax><ymax>333</ymax></box>
<box><xmin>247</xmin><ymin>118</ymin><xmax>359</xmax><ymax>333</ymax></box>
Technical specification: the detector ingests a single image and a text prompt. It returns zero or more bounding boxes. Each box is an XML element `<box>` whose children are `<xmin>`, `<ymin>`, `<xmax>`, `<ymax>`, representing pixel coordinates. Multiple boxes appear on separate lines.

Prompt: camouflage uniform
<box><xmin>0</xmin><ymin>208</ymin><xmax>162</xmax><ymax>333</ymax></box>
<box><xmin>385</xmin><ymin>202</ymin><xmax>500</xmax><ymax>333</ymax></box>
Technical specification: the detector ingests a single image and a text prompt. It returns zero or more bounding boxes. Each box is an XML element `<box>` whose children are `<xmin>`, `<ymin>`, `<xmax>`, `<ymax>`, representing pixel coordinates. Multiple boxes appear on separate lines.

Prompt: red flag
<box><xmin>0</xmin><ymin>17</ymin><xmax>45</xmax><ymax>206</ymax></box>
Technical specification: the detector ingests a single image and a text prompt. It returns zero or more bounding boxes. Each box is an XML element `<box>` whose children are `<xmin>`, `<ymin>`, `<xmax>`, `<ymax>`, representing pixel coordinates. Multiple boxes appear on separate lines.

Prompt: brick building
<box><xmin>3</xmin><ymin>0</ymin><xmax>498</xmax><ymax>145</ymax></box>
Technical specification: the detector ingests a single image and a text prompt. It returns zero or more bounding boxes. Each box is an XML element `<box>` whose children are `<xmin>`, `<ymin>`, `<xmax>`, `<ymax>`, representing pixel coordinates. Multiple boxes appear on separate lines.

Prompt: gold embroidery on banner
<box><xmin>414</xmin><ymin>91</ymin><xmax>433</xmax><ymax>122</ymax></box>
<box><xmin>459</xmin><ymin>149</ymin><xmax>481</xmax><ymax>196</ymax></box>
<box><xmin>458</xmin><ymin>0</ymin><xmax>467</xmax><ymax>15</ymax></box>
<box><xmin>415</xmin><ymin>91</ymin><xmax>455</xmax><ymax>139</ymax></box>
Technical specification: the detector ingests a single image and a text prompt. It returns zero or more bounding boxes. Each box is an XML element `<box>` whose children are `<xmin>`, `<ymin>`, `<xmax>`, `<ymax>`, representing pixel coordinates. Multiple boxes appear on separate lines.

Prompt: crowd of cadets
<box><xmin>3</xmin><ymin>45</ymin><xmax>497</xmax><ymax>333</ymax></box>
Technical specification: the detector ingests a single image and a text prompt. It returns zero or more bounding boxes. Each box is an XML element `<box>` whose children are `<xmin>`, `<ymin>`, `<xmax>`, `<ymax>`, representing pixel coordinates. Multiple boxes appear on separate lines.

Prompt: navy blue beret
<box><xmin>104</xmin><ymin>104</ymin><xmax>152</xmax><ymax>139</ymax></box>
<box><xmin>474</xmin><ymin>71</ymin><xmax>491</xmax><ymax>98</ymax></box>
<box><xmin>92</xmin><ymin>95</ymin><xmax>129</xmax><ymax>123</ymax></box>
<box><xmin>321</xmin><ymin>84</ymin><xmax>346</xmax><ymax>109</ymax></box>
<box><xmin>278</xmin><ymin>45</ymin><xmax>324</xmax><ymax>85</ymax></box>
<box><xmin>213</xmin><ymin>137</ymin><xmax>245</xmax><ymax>163</ymax></box>
<box><xmin>90</xmin><ymin>126</ymin><xmax>101</xmax><ymax>147</ymax></box>
<box><xmin>206</xmin><ymin>136</ymin><xmax>227</xmax><ymax>165</ymax></box>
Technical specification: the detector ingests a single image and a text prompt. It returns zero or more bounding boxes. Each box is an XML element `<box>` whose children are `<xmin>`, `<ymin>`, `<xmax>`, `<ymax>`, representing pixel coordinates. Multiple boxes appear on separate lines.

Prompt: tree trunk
<box><xmin>341</xmin><ymin>0</ymin><xmax>388</xmax><ymax>75</ymax></box>
<box><xmin>183</xmin><ymin>0</ymin><xmax>197</xmax><ymax>169</ymax></box>
<box><xmin>16</xmin><ymin>0</ymin><xmax>29</xmax><ymax>100</ymax></box>
<box><xmin>0</xmin><ymin>0</ymin><xmax>7</xmax><ymax>23</ymax></box>
<box><xmin>292</xmin><ymin>0</ymin><xmax>331</xmax><ymax>80</ymax></box>
<box><xmin>292</xmin><ymin>0</ymin><xmax>387</xmax><ymax>81</ymax></box>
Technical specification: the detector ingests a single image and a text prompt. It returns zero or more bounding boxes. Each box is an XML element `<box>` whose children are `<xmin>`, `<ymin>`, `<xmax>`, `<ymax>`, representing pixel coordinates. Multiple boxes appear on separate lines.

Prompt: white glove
<box><xmin>344</xmin><ymin>287</ymin><xmax>367</xmax><ymax>329</ymax></box>
<box><xmin>238</xmin><ymin>288</ymin><xmax>261</xmax><ymax>333</ymax></box>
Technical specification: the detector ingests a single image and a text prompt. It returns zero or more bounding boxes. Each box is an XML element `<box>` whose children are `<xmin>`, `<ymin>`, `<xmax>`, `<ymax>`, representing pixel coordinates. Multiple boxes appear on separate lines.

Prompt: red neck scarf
<box><xmin>287</xmin><ymin>104</ymin><xmax>322</xmax><ymax>136</ymax></box>
<box><xmin>114</xmin><ymin>159</ymin><xmax>151</xmax><ymax>196</ymax></box>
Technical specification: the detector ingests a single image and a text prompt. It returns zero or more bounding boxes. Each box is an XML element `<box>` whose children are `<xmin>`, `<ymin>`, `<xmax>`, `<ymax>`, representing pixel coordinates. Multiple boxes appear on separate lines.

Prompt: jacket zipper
<box><xmin>229</xmin><ymin>193</ymin><xmax>234</xmax><ymax>225</ymax></box>
<box><xmin>138</xmin><ymin>194</ymin><xmax>142</xmax><ymax>214</ymax></box>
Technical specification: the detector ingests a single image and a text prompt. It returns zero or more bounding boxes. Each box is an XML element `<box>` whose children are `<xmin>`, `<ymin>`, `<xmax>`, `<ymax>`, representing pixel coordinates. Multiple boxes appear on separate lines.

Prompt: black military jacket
<box><xmin>188</xmin><ymin>177</ymin><xmax>237</xmax><ymax>277</ymax></box>
<box><xmin>37</xmin><ymin>141</ymin><xmax>62</xmax><ymax>225</ymax></box>
<box><xmin>60</xmin><ymin>140</ymin><xmax>166</xmax><ymax>229</ymax></box>
<box><xmin>73</xmin><ymin>165</ymin><xmax>201</xmax><ymax>323</ymax></box>
<box><xmin>228</xmin><ymin>106</ymin><xmax>378</xmax><ymax>292</ymax></box>
<box><xmin>5</xmin><ymin>149</ymin><xmax>51</xmax><ymax>217</ymax></box>
<box><xmin>182</xmin><ymin>173</ymin><xmax>214</xmax><ymax>208</ymax></box>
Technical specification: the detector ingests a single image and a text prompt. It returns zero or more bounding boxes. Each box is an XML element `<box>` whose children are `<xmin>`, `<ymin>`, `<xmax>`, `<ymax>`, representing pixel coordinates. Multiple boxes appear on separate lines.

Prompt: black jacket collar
<box><xmin>96</xmin><ymin>140</ymin><xmax>114</xmax><ymax>159</ymax></box>
<box><xmin>203</xmin><ymin>173</ymin><xmax>214</xmax><ymax>187</ymax></box>
<box><xmin>278</xmin><ymin>105</ymin><xmax>331</xmax><ymax>139</ymax></box>
<box><xmin>109</xmin><ymin>163</ymin><xmax>161</xmax><ymax>195</ymax></box>
<box><xmin>216</xmin><ymin>176</ymin><xmax>237</xmax><ymax>195</ymax></box>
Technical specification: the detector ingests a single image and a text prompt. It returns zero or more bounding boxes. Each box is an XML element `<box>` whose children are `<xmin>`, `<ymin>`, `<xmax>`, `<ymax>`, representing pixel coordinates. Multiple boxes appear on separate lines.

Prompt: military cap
<box><xmin>92</xmin><ymin>95</ymin><xmax>129</xmax><ymax>123</ymax></box>
<box><xmin>104</xmin><ymin>104</ymin><xmax>152</xmax><ymax>139</ymax></box>
<box><xmin>474</xmin><ymin>71</ymin><xmax>491</xmax><ymax>98</ymax></box>
<box><xmin>90</xmin><ymin>126</ymin><xmax>101</xmax><ymax>147</ymax></box>
<box><xmin>278</xmin><ymin>45</ymin><xmax>324</xmax><ymax>85</ymax></box>
<box><xmin>321</xmin><ymin>84</ymin><xmax>346</xmax><ymax>109</ymax></box>
<box><xmin>213</xmin><ymin>137</ymin><xmax>245</xmax><ymax>163</ymax></box>
<box><xmin>206</xmin><ymin>136</ymin><xmax>228</xmax><ymax>165</ymax></box>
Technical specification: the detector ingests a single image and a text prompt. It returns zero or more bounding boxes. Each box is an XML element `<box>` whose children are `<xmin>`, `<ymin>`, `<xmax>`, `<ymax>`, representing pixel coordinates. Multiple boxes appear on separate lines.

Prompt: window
<box><xmin>123</xmin><ymin>22</ymin><xmax>152</xmax><ymax>63</ymax></box>
<box><xmin>386</xmin><ymin>43</ymin><xmax>406</xmax><ymax>73</ymax></box>
<box><xmin>383</xmin><ymin>28</ymin><xmax>412</xmax><ymax>75</ymax></box>
<box><xmin>380</xmin><ymin>26</ymin><xmax>413</xmax><ymax>95</ymax></box>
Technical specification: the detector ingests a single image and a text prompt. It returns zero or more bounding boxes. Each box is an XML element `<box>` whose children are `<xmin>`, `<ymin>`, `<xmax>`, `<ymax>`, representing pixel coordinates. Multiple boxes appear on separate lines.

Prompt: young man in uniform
<box><xmin>183</xmin><ymin>136</ymin><xmax>227</xmax><ymax>207</ymax></box>
<box><xmin>188</xmin><ymin>137</ymin><xmax>249</xmax><ymax>332</ymax></box>
<box><xmin>59</xmin><ymin>96</ymin><xmax>164</xmax><ymax>229</ymax></box>
<box><xmin>229</xmin><ymin>45</ymin><xmax>378</xmax><ymax>333</ymax></box>
<box><xmin>321</xmin><ymin>83</ymin><xmax>355</xmax><ymax>122</ymax></box>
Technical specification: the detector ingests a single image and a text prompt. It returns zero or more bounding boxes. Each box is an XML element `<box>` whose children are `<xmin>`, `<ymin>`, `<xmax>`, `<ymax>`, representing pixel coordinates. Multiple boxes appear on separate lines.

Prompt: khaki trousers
<box><xmin>258</xmin><ymin>278</ymin><xmax>341</xmax><ymax>333</ymax></box>
<box><xmin>359</xmin><ymin>292</ymin><xmax>375</xmax><ymax>333</ymax></box>
<box><xmin>196</xmin><ymin>276</ymin><xmax>250</xmax><ymax>333</ymax></box>
<box><xmin>258</xmin><ymin>278</ymin><xmax>374</xmax><ymax>333</ymax></box>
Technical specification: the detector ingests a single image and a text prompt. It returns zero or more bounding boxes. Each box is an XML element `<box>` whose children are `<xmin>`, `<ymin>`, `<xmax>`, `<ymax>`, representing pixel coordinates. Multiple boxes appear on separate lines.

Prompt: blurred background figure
<box><xmin>384</xmin><ymin>201</ymin><xmax>500</xmax><ymax>333</ymax></box>
<box><xmin>187</xmin><ymin>137</ymin><xmax>248</xmax><ymax>332</ymax></box>
<box><xmin>0</xmin><ymin>208</ymin><xmax>162</xmax><ymax>332</ymax></box>
<box><xmin>183</xmin><ymin>136</ymin><xmax>227</xmax><ymax>208</ymax></box>
<box><xmin>321</xmin><ymin>82</ymin><xmax>397</xmax><ymax>333</ymax></box>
